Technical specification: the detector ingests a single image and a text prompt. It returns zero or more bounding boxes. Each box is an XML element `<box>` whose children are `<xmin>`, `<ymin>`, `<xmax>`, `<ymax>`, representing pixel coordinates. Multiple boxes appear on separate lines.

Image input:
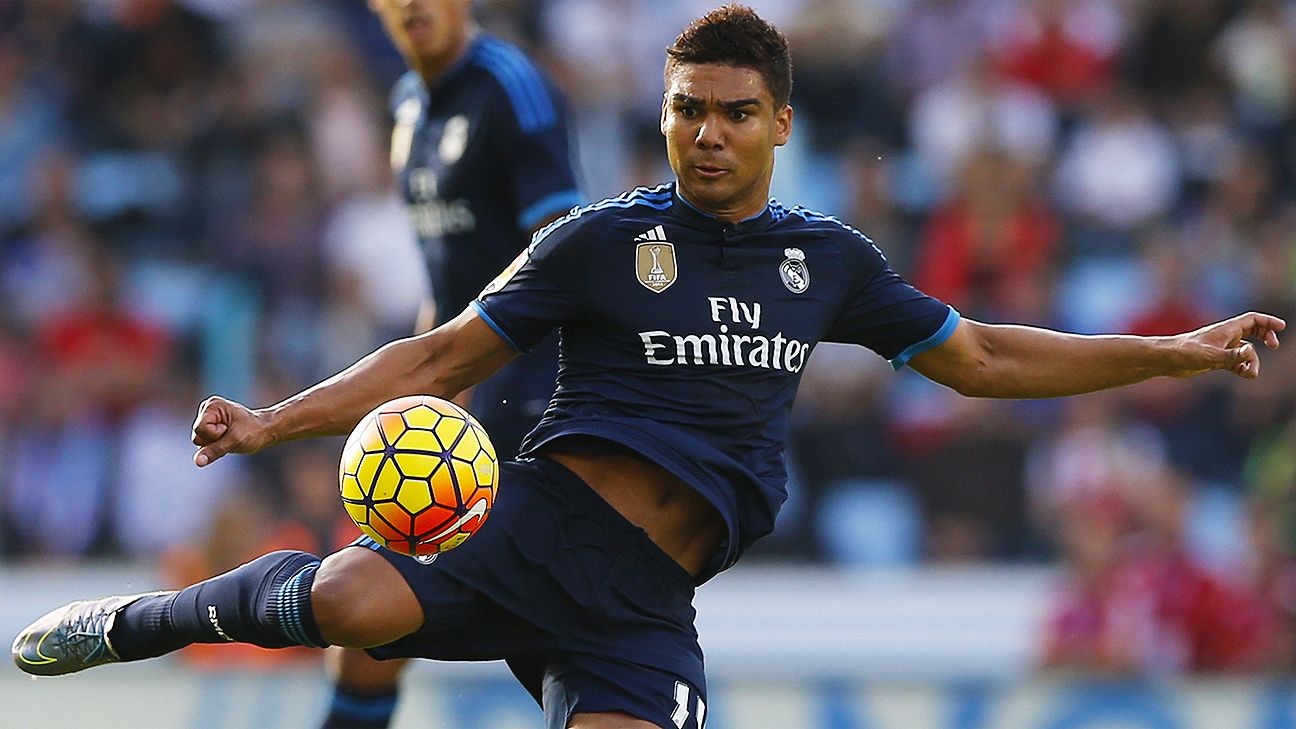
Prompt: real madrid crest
<box><xmin>780</xmin><ymin>247</ymin><xmax>810</xmax><ymax>293</ymax></box>
<box><xmin>634</xmin><ymin>225</ymin><xmax>677</xmax><ymax>293</ymax></box>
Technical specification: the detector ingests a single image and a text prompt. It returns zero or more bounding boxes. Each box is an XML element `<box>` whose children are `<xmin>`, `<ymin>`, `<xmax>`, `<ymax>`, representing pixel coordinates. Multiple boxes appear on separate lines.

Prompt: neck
<box><xmin>413</xmin><ymin>27</ymin><xmax>477</xmax><ymax>84</ymax></box>
<box><xmin>676</xmin><ymin>184</ymin><xmax>769</xmax><ymax>223</ymax></box>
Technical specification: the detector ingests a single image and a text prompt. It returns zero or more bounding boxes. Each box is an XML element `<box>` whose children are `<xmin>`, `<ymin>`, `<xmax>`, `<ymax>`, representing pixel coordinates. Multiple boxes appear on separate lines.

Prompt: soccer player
<box><xmin>13</xmin><ymin>6</ymin><xmax>1285</xmax><ymax>729</ymax></box>
<box><xmin>330</xmin><ymin>0</ymin><xmax>582</xmax><ymax>726</ymax></box>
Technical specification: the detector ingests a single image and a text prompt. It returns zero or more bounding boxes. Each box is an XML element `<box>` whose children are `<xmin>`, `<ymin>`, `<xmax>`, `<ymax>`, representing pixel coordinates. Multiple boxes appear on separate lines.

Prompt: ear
<box><xmin>659</xmin><ymin>93</ymin><xmax>669</xmax><ymax>137</ymax></box>
<box><xmin>773</xmin><ymin>103</ymin><xmax>793</xmax><ymax>147</ymax></box>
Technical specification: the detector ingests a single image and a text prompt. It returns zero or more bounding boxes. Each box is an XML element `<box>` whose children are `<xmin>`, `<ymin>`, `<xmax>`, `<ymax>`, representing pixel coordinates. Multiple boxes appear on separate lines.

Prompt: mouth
<box><xmin>692</xmin><ymin>164</ymin><xmax>727</xmax><ymax>179</ymax></box>
<box><xmin>403</xmin><ymin>15</ymin><xmax>432</xmax><ymax>36</ymax></box>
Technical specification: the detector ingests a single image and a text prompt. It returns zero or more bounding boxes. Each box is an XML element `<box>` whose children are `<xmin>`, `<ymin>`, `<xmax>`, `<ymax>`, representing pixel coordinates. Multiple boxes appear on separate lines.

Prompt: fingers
<box><xmin>1236</xmin><ymin>312</ymin><xmax>1286</xmax><ymax>349</ymax></box>
<box><xmin>1229</xmin><ymin>341</ymin><xmax>1259</xmax><ymax>379</ymax></box>
<box><xmin>191</xmin><ymin>396</ymin><xmax>234</xmax><ymax>466</ymax></box>
<box><xmin>190</xmin><ymin>394</ymin><xmax>221</xmax><ymax>441</ymax></box>
<box><xmin>192</xmin><ymin>397</ymin><xmax>224</xmax><ymax>445</ymax></box>
<box><xmin>194</xmin><ymin>443</ymin><xmax>229</xmax><ymax>467</ymax></box>
<box><xmin>192</xmin><ymin>419</ymin><xmax>228</xmax><ymax>445</ymax></box>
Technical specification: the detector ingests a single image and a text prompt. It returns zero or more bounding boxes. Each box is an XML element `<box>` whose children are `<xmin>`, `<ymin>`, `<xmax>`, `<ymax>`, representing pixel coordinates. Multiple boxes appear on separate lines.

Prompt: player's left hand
<box><xmin>1170</xmin><ymin>311</ymin><xmax>1285</xmax><ymax>379</ymax></box>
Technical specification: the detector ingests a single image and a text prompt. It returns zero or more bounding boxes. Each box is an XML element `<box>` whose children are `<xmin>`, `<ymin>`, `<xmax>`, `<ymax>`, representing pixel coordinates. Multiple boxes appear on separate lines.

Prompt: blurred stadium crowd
<box><xmin>5</xmin><ymin>0</ymin><xmax>1296</xmax><ymax>675</ymax></box>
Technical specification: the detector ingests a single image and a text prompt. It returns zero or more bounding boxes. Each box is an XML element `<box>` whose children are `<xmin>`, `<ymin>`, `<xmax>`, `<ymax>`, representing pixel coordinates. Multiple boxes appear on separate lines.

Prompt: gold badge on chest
<box><xmin>634</xmin><ymin>225</ymin><xmax>677</xmax><ymax>293</ymax></box>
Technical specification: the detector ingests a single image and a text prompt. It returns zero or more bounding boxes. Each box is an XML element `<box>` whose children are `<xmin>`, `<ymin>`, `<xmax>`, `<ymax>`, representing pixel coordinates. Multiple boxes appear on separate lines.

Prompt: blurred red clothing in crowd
<box><xmin>1043</xmin><ymin>500</ymin><xmax>1272</xmax><ymax>674</ymax></box>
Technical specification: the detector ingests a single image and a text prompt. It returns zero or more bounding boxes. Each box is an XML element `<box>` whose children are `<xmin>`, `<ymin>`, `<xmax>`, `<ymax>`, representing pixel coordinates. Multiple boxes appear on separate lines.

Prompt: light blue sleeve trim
<box><xmin>519</xmin><ymin>190</ymin><xmax>582</xmax><ymax>231</ymax></box>
<box><xmin>889</xmin><ymin>306</ymin><xmax>961</xmax><ymax>371</ymax></box>
<box><xmin>470</xmin><ymin>300</ymin><xmax>525</xmax><ymax>353</ymax></box>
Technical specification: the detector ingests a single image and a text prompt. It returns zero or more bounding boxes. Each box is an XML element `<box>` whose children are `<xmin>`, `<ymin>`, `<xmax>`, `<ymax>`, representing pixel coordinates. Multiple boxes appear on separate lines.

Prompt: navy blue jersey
<box><xmin>474</xmin><ymin>183</ymin><xmax>958</xmax><ymax>581</ymax></box>
<box><xmin>390</xmin><ymin>34</ymin><xmax>582</xmax><ymax>318</ymax></box>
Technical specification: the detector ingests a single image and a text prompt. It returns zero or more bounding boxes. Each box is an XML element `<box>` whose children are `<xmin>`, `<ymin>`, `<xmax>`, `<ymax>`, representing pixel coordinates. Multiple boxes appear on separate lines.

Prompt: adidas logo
<box><xmin>635</xmin><ymin>224</ymin><xmax>668</xmax><ymax>243</ymax></box>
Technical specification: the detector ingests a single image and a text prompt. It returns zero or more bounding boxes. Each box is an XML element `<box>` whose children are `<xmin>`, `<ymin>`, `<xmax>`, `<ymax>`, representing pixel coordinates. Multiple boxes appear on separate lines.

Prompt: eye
<box><xmin>678</xmin><ymin>106</ymin><xmax>700</xmax><ymax>119</ymax></box>
<box><xmin>729</xmin><ymin>109</ymin><xmax>749</xmax><ymax>122</ymax></box>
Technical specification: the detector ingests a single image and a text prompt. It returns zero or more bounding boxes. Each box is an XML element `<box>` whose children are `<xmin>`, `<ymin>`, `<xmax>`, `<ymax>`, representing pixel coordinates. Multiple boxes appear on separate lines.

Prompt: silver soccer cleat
<box><xmin>11</xmin><ymin>592</ymin><xmax>170</xmax><ymax>676</ymax></box>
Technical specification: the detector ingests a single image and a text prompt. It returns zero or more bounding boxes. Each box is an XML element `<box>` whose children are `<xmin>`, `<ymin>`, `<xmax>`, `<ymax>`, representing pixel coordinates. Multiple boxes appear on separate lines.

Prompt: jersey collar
<box><xmin>668</xmin><ymin>182</ymin><xmax>774</xmax><ymax>235</ymax></box>
<box><xmin>421</xmin><ymin>31</ymin><xmax>485</xmax><ymax>96</ymax></box>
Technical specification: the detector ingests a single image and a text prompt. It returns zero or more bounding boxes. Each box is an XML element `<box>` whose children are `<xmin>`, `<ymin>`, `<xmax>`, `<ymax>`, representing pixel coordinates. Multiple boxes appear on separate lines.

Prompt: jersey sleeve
<box><xmin>472</xmin><ymin>215</ymin><xmax>587</xmax><ymax>352</ymax></box>
<box><xmin>484</xmin><ymin>59</ymin><xmax>582</xmax><ymax>231</ymax></box>
<box><xmin>506</xmin><ymin>106</ymin><xmax>582</xmax><ymax>231</ymax></box>
<box><xmin>824</xmin><ymin>236</ymin><xmax>960</xmax><ymax>370</ymax></box>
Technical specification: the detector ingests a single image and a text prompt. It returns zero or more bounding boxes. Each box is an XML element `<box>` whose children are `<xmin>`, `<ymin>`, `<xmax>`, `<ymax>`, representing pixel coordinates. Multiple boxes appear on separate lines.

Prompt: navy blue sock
<box><xmin>321</xmin><ymin>684</ymin><xmax>399</xmax><ymax>729</ymax></box>
<box><xmin>111</xmin><ymin>550</ymin><xmax>329</xmax><ymax>660</ymax></box>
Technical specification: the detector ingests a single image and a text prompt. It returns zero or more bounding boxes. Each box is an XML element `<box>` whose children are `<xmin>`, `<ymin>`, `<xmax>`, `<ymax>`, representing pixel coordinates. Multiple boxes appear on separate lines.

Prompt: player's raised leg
<box><xmin>11</xmin><ymin>546</ymin><xmax>420</xmax><ymax>676</ymax></box>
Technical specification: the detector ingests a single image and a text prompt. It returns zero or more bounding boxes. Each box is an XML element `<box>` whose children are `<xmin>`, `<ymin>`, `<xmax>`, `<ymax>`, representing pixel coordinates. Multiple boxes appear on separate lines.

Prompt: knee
<box><xmin>312</xmin><ymin>548</ymin><xmax>423</xmax><ymax>648</ymax></box>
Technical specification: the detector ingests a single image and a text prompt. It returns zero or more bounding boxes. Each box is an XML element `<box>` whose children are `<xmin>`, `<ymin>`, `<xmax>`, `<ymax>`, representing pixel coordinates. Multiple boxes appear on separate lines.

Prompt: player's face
<box><xmin>370</xmin><ymin>0</ymin><xmax>472</xmax><ymax>72</ymax></box>
<box><xmin>661</xmin><ymin>63</ymin><xmax>792</xmax><ymax>222</ymax></box>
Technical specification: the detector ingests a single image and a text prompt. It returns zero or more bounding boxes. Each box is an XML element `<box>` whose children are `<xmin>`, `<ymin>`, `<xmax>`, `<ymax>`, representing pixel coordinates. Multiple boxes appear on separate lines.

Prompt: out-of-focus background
<box><xmin>5</xmin><ymin>0</ymin><xmax>1296</xmax><ymax>727</ymax></box>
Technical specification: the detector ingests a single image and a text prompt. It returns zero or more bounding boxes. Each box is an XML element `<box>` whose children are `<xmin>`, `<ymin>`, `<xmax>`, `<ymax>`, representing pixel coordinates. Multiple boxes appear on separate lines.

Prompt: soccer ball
<box><xmin>339</xmin><ymin>395</ymin><xmax>498</xmax><ymax>556</ymax></box>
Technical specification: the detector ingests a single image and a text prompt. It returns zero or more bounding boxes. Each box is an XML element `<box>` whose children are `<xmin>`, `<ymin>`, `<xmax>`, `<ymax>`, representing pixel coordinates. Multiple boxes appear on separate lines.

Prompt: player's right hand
<box><xmin>191</xmin><ymin>395</ymin><xmax>275</xmax><ymax>467</ymax></box>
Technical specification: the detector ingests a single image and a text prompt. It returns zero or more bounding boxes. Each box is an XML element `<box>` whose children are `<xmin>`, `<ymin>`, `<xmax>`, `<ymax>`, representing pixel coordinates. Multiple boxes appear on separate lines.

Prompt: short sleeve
<box><xmin>506</xmin><ymin>113</ymin><xmax>582</xmax><ymax>231</ymax></box>
<box><xmin>473</xmin><ymin>216</ymin><xmax>586</xmax><ymax>352</ymax></box>
<box><xmin>824</xmin><ymin>238</ymin><xmax>959</xmax><ymax>369</ymax></box>
<box><xmin>477</xmin><ymin>42</ymin><xmax>583</xmax><ymax>230</ymax></box>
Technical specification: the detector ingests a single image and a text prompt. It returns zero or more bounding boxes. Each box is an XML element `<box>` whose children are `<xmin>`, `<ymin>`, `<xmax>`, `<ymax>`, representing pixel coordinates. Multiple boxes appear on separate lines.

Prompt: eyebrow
<box><xmin>671</xmin><ymin>94</ymin><xmax>762</xmax><ymax>109</ymax></box>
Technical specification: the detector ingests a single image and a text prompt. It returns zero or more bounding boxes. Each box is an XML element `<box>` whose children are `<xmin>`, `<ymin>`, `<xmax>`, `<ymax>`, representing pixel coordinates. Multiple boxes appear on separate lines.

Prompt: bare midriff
<box><xmin>540</xmin><ymin>450</ymin><xmax>725</xmax><ymax>579</ymax></box>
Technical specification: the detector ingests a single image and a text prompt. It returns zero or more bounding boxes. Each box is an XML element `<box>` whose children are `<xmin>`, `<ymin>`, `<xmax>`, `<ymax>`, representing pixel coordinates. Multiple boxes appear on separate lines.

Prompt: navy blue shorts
<box><xmin>352</xmin><ymin>456</ymin><xmax>708</xmax><ymax>729</ymax></box>
<box><xmin>469</xmin><ymin>334</ymin><xmax>558</xmax><ymax>460</ymax></box>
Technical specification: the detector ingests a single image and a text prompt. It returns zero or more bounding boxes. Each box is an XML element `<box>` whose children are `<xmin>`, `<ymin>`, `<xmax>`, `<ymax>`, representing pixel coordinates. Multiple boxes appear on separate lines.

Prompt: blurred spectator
<box><xmin>32</xmin><ymin>242</ymin><xmax>171</xmax><ymax>420</ymax></box>
<box><xmin>4</xmin><ymin>238</ymin><xmax>173</xmax><ymax>556</ymax></box>
<box><xmin>991</xmin><ymin>0</ymin><xmax>1124</xmax><ymax>109</ymax></box>
<box><xmin>900</xmin><ymin>394</ymin><xmax>1035</xmax><ymax>562</ymax></box>
<box><xmin>1042</xmin><ymin>477</ymin><xmax>1269</xmax><ymax>674</ymax></box>
<box><xmin>909</xmin><ymin>54</ymin><xmax>1059</xmax><ymax>199</ymax></box>
<box><xmin>0</xmin><ymin>302</ymin><xmax>33</xmax><ymax>554</ymax></box>
<box><xmin>1122</xmin><ymin>1</ymin><xmax>1237</xmax><ymax>112</ymax></box>
<box><xmin>789</xmin><ymin>344</ymin><xmax>909</xmax><ymax>563</ymax></box>
<box><xmin>1243</xmin><ymin>471</ymin><xmax>1296</xmax><ymax>670</ymax></box>
<box><xmin>1026</xmin><ymin>392</ymin><xmax>1169</xmax><ymax>541</ymax></box>
<box><xmin>913</xmin><ymin>149</ymin><xmax>1060</xmax><ymax>322</ymax></box>
<box><xmin>220</xmin><ymin>127</ymin><xmax>328</xmax><ymax>382</ymax></box>
<box><xmin>112</xmin><ymin>376</ymin><xmax>245</xmax><ymax>557</ymax></box>
<box><xmin>1054</xmin><ymin>84</ymin><xmax>1180</xmax><ymax>234</ymax></box>
<box><xmin>1212</xmin><ymin>0</ymin><xmax>1296</xmax><ymax>133</ymax></box>
<box><xmin>306</xmin><ymin>44</ymin><xmax>388</xmax><ymax>205</ymax></box>
<box><xmin>0</xmin><ymin>34</ymin><xmax>64</xmax><ymax>236</ymax></box>
<box><xmin>320</xmin><ymin>150</ymin><xmax>426</xmax><ymax>374</ymax></box>
<box><xmin>786</xmin><ymin>0</ymin><xmax>901</xmax><ymax>151</ymax></box>
<box><xmin>1169</xmin><ymin>82</ymin><xmax>1243</xmax><ymax>202</ymax></box>
<box><xmin>886</xmin><ymin>0</ymin><xmax>1004</xmax><ymax>101</ymax></box>
<box><xmin>276</xmin><ymin>441</ymin><xmax>360</xmax><ymax>555</ymax></box>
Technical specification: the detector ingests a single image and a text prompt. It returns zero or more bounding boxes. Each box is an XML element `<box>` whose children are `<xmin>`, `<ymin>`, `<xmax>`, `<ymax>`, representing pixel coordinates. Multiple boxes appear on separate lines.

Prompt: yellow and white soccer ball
<box><xmin>339</xmin><ymin>395</ymin><xmax>498</xmax><ymax>556</ymax></box>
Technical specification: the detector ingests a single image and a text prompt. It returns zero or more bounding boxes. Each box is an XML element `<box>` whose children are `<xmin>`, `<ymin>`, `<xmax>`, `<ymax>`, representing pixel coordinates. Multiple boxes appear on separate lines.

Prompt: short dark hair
<box><xmin>665</xmin><ymin>4</ymin><xmax>793</xmax><ymax>109</ymax></box>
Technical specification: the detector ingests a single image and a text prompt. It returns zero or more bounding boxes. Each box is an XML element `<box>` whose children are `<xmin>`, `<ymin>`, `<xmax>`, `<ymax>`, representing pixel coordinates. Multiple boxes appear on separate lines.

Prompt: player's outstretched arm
<box><xmin>192</xmin><ymin>307</ymin><xmax>517</xmax><ymax>466</ymax></box>
<box><xmin>907</xmin><ymin>312</ymin><xmax>1285</xmax><ymax>399</ymax></box>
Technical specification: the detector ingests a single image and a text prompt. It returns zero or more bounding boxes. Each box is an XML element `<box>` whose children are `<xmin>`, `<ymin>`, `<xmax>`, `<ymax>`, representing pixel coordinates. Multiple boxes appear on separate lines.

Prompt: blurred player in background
<box><xmin>327</xmin><ymin>0</ymin><xmax>581</xmax><ymax>727</ymax></box>
<box><xmin>13</xmin><ymin>6</ymin><xmax>1286</xmax><ymax>729</ymax></box>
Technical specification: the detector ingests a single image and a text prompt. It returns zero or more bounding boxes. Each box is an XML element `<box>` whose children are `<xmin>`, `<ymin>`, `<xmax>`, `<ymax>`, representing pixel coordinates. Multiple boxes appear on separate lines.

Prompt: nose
<box><xmin>695</xmin><ymin>117</ymin><xmax>723</xmax><ymax>150</ymax></box>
